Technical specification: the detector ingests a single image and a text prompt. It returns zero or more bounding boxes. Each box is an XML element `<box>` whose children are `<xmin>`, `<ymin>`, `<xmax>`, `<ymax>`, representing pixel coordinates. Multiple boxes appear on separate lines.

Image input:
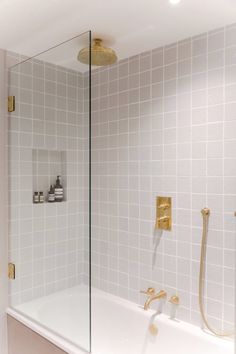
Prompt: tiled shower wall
<box><xmin>91</xmin><ymin>24</ymin><xmax>236</xmax><ymax>330</ymax></box>
<box><xmin>7</xmin><ymin>52</ymin><xmax>87</xmax><ymax>305</ymax></box>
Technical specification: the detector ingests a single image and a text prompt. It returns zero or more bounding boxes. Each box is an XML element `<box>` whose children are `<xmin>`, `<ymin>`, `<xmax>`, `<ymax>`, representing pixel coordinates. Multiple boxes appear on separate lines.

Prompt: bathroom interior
<box><xmin>0</xmin><ymin>0</ymin><xmax>235</xmax><ymax>353</ymax></box>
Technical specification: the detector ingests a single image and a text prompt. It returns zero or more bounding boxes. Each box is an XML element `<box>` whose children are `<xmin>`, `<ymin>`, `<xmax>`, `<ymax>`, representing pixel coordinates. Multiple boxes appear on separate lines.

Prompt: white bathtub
<box><xmin>7</xmin><ymin>286</ymin><xmax>234</xmax><ymax>354</ymax></box>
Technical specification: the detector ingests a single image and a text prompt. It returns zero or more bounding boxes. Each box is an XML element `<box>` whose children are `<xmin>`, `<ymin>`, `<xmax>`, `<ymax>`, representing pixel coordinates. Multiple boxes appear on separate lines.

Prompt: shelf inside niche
<box><xmin>32</xmin><ymin>149</ymin><xmax>67</xmax><ymax>203</ymax></box>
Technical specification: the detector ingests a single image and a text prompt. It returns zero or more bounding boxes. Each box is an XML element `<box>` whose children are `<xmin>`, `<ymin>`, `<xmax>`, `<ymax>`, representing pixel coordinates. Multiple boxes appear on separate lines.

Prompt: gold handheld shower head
<box><xmin>199</xmin><ymin>207</ymin><xmax>234</xmax><ymax>337</ymax></box>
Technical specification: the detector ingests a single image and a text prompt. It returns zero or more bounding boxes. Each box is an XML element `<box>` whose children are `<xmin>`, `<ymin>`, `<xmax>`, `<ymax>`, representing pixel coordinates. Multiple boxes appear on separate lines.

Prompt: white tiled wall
<box><xmin>7</xmin><ymin>52</ymin><xmax>87</xmax><ymax>305</ymax></box>
<box><xmin>90</xmin><ymin>24</ymin><xmax>236</xmax><ymax>330</ymax></box>
<box><xmin>6</xmin><ymin>23</ymin><xmax>236</xmax><ymax>331</ymax></box>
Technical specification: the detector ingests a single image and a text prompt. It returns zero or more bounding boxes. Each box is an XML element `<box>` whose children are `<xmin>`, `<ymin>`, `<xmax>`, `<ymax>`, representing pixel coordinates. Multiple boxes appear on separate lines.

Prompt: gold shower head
<box><xmin>78</xmin><ymin>38</ymin><xmax>117</xmax><ymax>66</ymax></box>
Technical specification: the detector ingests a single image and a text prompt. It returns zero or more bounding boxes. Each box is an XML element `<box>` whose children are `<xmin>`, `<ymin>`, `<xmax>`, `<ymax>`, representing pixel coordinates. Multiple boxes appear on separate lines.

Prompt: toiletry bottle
<box><xmin>39</xmin><ymin>191</ymin><xmax>44</xmax><ymax>203</ymax></box>
<box><xmin>33</xmin><ymin>192</ymin><xmax>39</xmax><ymax>203</ymax></box>
<box><xmin>54</xmin><ymin>175</ymin><xmax>63</xmax><ymax>202</ymax></box>
<box><xmin>48</xmin><ymin>185</ymin><xmax>55</xmax><ymax>203</ymax></box>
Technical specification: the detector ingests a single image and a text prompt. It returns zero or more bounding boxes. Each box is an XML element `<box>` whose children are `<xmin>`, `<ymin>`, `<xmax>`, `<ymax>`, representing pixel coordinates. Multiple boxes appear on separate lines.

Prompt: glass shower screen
<box><xmin>7</xmin><ymin>31</ymin><xmax>91</xmax><ymax>352</ymax></box>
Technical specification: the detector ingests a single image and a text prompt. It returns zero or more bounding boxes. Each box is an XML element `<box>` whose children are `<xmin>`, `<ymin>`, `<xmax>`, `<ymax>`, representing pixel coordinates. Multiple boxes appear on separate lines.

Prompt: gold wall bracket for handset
<box><xmin>155</xmin><ymin>196</ymin><xmax>172</xmax><ymax>231</ymax></box>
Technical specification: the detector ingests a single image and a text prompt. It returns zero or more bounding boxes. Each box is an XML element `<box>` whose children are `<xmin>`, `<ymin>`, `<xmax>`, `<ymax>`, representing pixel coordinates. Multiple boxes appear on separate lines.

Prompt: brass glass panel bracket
<box><xmin>8</xmin><ymin>263</ymin><xmax>15</xmax><ymax>279</ymax></box>
<box><xmin>155</xmin><ymin>196</ymin><xmax>172</xmax><ymax>231</ymax></box>
<box><xmin>8</xmin><ymin>96</ymin><xmax>15</xmax><ymax>112</ymax></box>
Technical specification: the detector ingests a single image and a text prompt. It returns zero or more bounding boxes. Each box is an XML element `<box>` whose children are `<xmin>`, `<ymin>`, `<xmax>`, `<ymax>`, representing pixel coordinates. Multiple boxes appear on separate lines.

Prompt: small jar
<box><xmin>33</xmin><ymin>192</ymin><xmax>39</xmax><ymax>204</ymax></box>
<box><xmin>39</xmin><ymin>191</ymin><xmax>44</xmax><ymax>203</ymax></box>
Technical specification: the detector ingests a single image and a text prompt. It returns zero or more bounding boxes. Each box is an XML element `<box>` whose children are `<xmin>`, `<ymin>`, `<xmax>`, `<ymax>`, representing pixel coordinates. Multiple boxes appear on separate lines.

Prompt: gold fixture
<box><xmin>169</xmin><ymin>295</ymin><xmax>180</xmax><ymax>305</ymax></box>
<box><xmin>149</xmin><ymin>323</ymin><xmax>158</xmax><ymax>335</ymax></box>
<box><xmin>140</xmin><ymin>288</ymin><xmax>167</xmax><ymax>310</ymax></box>
<box><xmin>140</xmin><ymin>287</ymin><xmax>156</xmax><ymax>296</ymax></box>
<box><xmin>156</xmin><ymin>196</ymin><xmax>172</xmax><ymax>231</ymax></box>
<box><xmin>78</xmin><ymin>38</ymin><xmax>117</xmax><ymax>66</ymax></box>
<box><xmin>8</xmin><ymin>96</ymin><xmax>15</xmax><ymax>112</ymax></box>
<box><xmin>199</xmin><ymin>208</ymin><xmax>234</xmax><ymax>337</ymax></box>
<box><xmin>201</xmin><ymin>207</ymin><xmax>210</xmax><ymax>217</ymax></box>
<box><xmin>8</xmin><ymin>263</ymin><xmax>15</xmax><ymax>279</ymax></box>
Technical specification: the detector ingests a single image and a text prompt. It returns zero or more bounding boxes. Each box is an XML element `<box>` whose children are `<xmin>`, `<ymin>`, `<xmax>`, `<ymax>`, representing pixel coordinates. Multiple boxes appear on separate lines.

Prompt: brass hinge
<box><xmin>8</xmin><ymin>263</ymin><xmax>15</xmax><ymax>279</ymax></box>
<box><xmin>8</xmin><ymin>96</ymin><xmax>15</xmax><ymax>112</ymax></box>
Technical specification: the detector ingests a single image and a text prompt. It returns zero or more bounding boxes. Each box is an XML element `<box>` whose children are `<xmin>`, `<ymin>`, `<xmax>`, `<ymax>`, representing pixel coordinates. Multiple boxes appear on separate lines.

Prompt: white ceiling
<box><xmin>1</xmin><ymin>0</ymin><xmax>236</xmax><ymax>70</ymax></box>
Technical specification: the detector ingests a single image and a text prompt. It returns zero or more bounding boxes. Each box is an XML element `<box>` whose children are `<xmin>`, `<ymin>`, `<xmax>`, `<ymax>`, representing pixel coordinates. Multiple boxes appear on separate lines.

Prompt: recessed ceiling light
<box><xmin>169</xmin><ymin>0</ymin><xmax>181</xmax><ymax>5</ymax></box>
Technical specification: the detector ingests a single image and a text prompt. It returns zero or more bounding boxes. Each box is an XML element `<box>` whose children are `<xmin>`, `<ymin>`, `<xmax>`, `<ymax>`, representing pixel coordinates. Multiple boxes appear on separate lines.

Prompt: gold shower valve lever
<box><xmin>158</xmin><ymin>216</ymin><xmax>169</xmax><ymax>223</ymax></box>
<box><xmin>157</xmin><ymin>203</ymin><xmax>170</xmax><ymax>210</ymax></box>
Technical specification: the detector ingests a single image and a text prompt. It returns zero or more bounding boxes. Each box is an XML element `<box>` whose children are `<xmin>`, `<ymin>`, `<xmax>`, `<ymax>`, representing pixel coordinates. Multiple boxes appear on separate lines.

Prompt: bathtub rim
<box><xmin>6</xmin><ymin>307</ymin><xmax>88</xmax><ymax>354</ymax></box>
<box><xmin>6</xmin><ymin>286</ymin><xmax>234</xmax><ymax>354</ymax></box>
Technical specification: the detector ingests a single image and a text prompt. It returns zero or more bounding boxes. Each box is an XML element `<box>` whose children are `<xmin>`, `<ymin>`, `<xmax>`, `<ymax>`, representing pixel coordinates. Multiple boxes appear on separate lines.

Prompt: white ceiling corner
<box><xmin>1</xmin><ymin>0</ymin><xmax>236</xmax><ymax>70</ymax></box>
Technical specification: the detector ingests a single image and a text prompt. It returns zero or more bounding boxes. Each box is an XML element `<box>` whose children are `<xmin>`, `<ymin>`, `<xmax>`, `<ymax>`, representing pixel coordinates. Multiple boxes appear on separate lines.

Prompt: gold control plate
<box><xmin>8</xmin><ymin>263</ymin><xmax>15</xmax><ymax>279</ymax></box>
<box><xmin>156</xmin><ymin>196</ymin><xmax>172</xmax><ymax>231</ymax></box>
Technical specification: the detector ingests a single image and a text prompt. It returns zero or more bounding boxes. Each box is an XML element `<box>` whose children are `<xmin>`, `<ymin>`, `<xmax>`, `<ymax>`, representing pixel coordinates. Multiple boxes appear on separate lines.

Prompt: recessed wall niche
<box><xmin>32</xmin><ymin>149</ymin><xmax>67</xmax><ymax>202</ymax></box>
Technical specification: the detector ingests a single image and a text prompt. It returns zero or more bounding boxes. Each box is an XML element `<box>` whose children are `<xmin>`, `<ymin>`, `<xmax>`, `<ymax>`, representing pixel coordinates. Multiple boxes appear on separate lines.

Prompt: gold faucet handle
<box><xmin>157</xmin><ymin>289</ymin><xmax>167</xmax><ymax>299</ymax></box>
<box><xmin>140</xmin><ymin>287</ymin><xmax>155</xmax><ymax>296</ymax></box>
<box><xmin>168</xmin><ymin>295</ymin><xmax>180</xmax><ymax>305</ymax></box>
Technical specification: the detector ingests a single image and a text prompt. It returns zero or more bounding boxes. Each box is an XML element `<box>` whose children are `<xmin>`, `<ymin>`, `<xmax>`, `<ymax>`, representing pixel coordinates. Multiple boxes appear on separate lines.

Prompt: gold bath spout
<box><xmin>140</xmin><ymin>288</ymin><xmax>167</xmax><ymax>310</ymax></box>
